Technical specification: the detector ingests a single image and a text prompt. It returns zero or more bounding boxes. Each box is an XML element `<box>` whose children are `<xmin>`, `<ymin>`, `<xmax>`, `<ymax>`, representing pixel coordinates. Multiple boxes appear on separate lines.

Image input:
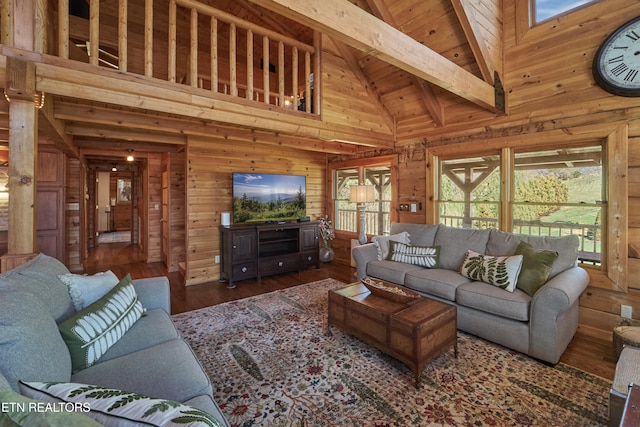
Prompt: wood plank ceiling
<box><xmin>2</xmin><ymin>0</ymin><xmax>503</xmax><ymax>163</ymax></box>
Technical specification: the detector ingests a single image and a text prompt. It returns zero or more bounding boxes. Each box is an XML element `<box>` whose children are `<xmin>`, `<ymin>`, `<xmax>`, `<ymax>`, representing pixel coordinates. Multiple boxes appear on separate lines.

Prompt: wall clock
<box><xmin>592</xmin><ymin>16</ymin><xmax>640</xmax><ymax>97</ymax></box>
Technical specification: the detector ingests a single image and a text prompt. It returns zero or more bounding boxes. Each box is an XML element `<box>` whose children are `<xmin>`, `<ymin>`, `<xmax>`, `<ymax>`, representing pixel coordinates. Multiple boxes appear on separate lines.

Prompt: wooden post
<box><xmin>211</xmin><ymin>16</ymin><xmax>218</xmax><ymax>92</ymax></box>
<box><xmin>58</xmin><ymin>0</ymin><xmax>69</xmax><ymax>59</ymax></box>
<box><xmin>263</xmin><ymin>36</ymin><xmax>269</xmax><ymax>104</ymax></box>
<box><xmin>118</xmin><ymin>0</ymin><xmax>128</xmax><ymax>71</ymax></box>
<box><xmin>229</xmin><ymin>23</ymin><xmax>237</xmax><ymax>96</ymax></box>
<box><xmin>278</xmin><ymin>41</ymin><xmax>284</xmax><ymax>107</ymax></box>
<box><xmin>89</xmin><ymin>0</ymin><xmax>99</xmax><ymax>66</ymax></box>
<box><xmin>5</xmin><ymin>57</ymin><xmax>38</xmax><ymax>256</ymax></box>
<box><xmin>246</xmin><ymin>29</ymin><xmax>253</xmax><ymax>100</ymax></box>
<box><xmin>144</xmin><ymin>0</ymin><xmax>153</xmax><ymax>77</ymax></box>
<box><xmin>292</xmin><ymin>46</ymin><xmax>298</xmax><ymax>108</ymax></box>
<box><xmin>190</xmin><ymin>8</ymin><xmax>198</xmax><ymax>87</ymax></box>
<box><xmin>168</xmin><ymin>0</ymin><xmax>176</xmax><ymax>82</ymax></box>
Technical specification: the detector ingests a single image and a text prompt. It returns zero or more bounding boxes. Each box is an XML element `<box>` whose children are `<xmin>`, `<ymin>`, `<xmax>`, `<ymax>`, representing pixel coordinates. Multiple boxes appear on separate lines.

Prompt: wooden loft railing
<box><xmin>55</xmin><ymin>0</ymin><xmax>320</xmax><ymax>114</ymax></box>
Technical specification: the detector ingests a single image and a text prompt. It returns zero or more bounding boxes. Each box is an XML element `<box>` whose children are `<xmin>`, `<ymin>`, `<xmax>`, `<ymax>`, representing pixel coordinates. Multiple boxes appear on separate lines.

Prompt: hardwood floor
<box><xmin>85</xmin><ymin>242</ymin><xmax>617</xmax><ymax>381</ymax></box>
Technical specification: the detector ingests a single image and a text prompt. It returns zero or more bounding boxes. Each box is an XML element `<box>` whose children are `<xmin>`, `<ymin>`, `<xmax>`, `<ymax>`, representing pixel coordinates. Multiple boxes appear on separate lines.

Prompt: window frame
<box><xmin>329</xmin><ymin>155</ymin><xmax>397</xmax><ymax>240</ymax></box>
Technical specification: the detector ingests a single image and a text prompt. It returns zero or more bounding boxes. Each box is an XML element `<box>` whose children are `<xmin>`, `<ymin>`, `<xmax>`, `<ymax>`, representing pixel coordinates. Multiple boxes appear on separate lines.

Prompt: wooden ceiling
<box><xmin>2</xmin><ymin>0</ymin><xmax>503</xmax><ymax>163</ymax></box>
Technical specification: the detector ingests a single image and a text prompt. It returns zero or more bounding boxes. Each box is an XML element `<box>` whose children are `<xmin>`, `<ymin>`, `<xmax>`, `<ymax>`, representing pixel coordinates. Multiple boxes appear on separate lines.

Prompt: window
<box><xmin>333</xmin><ymin>162</ymin><xmax>393</xmax><ymax>237</ymax></box>
<box><xmin>531</xmin><ymin>0</ymin><xmax>596</xmax><ymax>24</ymax></box>
<box><xmin>438</xmin><ymin>154</ymin><xmax>501</xmax><ymax>229</ymax></box>
<box><xmin>437</xmin><ymin>144</ymin><xmax>604</xmax><ymax>265</ymax></box>
<box><xmin>513</xmin><ymin>146</ymin><xmax>603</xmax><ymax>264</ymax></box>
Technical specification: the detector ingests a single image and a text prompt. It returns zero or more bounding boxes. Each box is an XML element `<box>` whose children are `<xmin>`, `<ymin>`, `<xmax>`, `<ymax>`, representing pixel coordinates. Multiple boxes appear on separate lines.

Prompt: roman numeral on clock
<box><xmin>608</xmin><ymin>55</ymin><xmax>625</xmax><ymax>64</ymax></box>
<box><xmin>611</xmin><ymin>63</ymin><xmax>629</xmax><ymax>77</ymax></box>
<box><xmin>625</xmin><ymin>69</ymin><xmax>639</xmax><ymax>82</ymax></box>
<box><xmin>626</xmin><ymin>30</ymin><xmax>640</xmax><ymax>41</ymax></box>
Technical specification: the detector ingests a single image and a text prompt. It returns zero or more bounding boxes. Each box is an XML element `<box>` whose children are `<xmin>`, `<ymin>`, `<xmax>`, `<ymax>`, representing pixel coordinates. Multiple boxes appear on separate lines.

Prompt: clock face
<box><xmin>593</xmin><ymin>16</ymin><xmax>640</xmax><ymax>97</ymax></box>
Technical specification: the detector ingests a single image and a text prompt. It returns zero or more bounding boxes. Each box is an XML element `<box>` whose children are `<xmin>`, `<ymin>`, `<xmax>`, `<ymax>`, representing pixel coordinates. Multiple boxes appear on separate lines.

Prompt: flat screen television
<box><xmin>232</xmin><ymin>172</ymin><xmax>306</xmax><ymax>223</ymax></box>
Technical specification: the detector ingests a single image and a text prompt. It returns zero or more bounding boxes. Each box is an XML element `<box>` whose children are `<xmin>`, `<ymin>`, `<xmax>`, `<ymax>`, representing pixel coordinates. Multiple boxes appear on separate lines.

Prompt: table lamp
<box><xmin>350</xmin><ymin>184</ymin><xmax>375</xmax><ymax>245</ymax></box>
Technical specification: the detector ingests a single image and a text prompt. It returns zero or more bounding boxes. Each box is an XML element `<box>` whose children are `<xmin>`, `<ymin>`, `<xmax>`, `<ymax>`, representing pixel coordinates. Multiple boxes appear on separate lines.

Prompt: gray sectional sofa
<box><xmin>352</xmin><ymin>223</ymin><xmax>590</xmax><ymax>364</ymax></box>
<box><xmin>0</xmin><ymin>253</ymin><xmax>230</xmax><ymax>426</ymax></box>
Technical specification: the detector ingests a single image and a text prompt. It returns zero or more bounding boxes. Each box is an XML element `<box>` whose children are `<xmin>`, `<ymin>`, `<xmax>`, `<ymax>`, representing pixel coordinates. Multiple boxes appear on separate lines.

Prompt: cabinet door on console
<box><xmin>231</xmin><ymin>230</ymin><xmax>257</xmax><ymax>261</ymax></box>
<box><xmin>300</xmin><ymin>225</ymin><xmax>319</xmax><ymax>251</ymax></box>
<box><xmin>300</xmin><ymin>224</ymin><xmax>320</xmax><ymax>269</ymax></box>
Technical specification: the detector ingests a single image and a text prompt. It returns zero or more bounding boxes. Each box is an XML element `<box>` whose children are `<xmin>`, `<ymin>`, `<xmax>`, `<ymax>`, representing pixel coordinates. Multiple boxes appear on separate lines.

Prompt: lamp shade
<box><xmin>349</xmin><ymin>185</ymin><xmax>375</xmax><ymax>203</ymax></box>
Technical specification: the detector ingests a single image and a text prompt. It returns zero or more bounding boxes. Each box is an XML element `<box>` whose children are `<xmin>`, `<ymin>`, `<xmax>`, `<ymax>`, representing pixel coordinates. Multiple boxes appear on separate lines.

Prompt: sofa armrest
<box><xmin>532</xmin><ymin>266</ymin><xmax>589</xmax><ymax>313</ymax></box>
<box><xmin>132</xmin><ymin>276</ymin><xmax>171</xmax><ymax>314</ymax></box>
<box><xmin>352</xmin><ymin>243</ymin><xmax>378</xmax><ymax>280</ymax></box>
<box><xmin>529</xmin><ymin>266</ymin><xmax>589</xmax><ymax>363</ymax></box>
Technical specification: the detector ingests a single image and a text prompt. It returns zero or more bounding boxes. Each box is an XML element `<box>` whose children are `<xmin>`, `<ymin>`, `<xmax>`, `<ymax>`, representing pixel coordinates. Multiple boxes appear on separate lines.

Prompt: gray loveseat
<box><xmin>0</xmin><ymin>253</ymin><xmax>229</xmax><ymax>426</ymax></box>
<box><xmin>352</xmin><ymin>223</ymin><xmax>590</xmax><ymax>365</ymax></box>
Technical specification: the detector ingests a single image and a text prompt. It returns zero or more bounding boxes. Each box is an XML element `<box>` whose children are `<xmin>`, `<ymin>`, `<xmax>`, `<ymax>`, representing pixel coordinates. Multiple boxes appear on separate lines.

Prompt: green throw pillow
<box><xmin>58</xmin><ymin>274</ymin><xmax>144</xmax><ymax>373</ymax></box>
<box><xmin>19</xmin><ymin>381</ymin><xmax>224</xmax><ymax>427</ymax></box>
<box><xmin>460</xmin><ymin>249</ymin><xmax>523</xmax><ymax>292</ymax></box>
<box><xmin>0</xmin><ymin>389</ymin><xmax>101</xmax><ymax>427</ymax></box>
<box><xmin>387</xmin><ymin>241</ymin><xmax>440</xmax><ymax>268</ymax></box>
<box><xmin>515</xmin><ymin>240</ymin><xmax>559</xmax><ymax>296</ymax></box>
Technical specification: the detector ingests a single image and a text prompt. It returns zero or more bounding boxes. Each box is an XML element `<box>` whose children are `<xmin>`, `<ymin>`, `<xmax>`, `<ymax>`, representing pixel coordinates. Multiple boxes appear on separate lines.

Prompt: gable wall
<box><xmin>376</xmin><ymin>0</ymin><xmax>640</xmax><ymax>339</ymax></box>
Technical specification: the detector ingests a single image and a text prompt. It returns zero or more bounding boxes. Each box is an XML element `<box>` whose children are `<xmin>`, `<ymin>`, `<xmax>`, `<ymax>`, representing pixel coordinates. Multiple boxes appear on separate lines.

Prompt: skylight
<box><xmin>533</xmin><ymin>0</ymin><xmax>596</xmax><ymax>24</ymax></box>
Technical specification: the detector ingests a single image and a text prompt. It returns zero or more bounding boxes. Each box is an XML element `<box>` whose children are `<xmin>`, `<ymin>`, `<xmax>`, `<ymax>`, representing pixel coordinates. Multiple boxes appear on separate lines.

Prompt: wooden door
<box><xmin>36</xmin><ymin>148</ymin><xmax>65</xmax><ymax>262</ymax></box>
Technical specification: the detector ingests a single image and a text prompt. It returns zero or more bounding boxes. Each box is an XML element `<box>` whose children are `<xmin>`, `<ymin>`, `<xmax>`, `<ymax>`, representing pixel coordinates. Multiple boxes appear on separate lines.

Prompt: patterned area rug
<box><xmin>172</xmin><ymin>279</ymin><xmax>611</xmax><ymax>427</ymax></box>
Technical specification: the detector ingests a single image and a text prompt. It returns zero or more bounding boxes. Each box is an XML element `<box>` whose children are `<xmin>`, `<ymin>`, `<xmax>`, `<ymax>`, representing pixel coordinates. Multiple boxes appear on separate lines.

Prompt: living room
<box><xmin>1</xmin><ymin>0</ymin><xmax>640</xmax><ymax>425</ymax></box>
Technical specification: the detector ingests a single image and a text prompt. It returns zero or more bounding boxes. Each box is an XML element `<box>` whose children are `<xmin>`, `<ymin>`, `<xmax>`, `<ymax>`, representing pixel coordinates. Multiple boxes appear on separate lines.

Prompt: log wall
<box><xmin>334</xmin><ymin>0</ymin><xmax>640</xmax><ymax>339</ymax></box>
<box><xmin>185</xmin><ymin>136</ymin><xmax>326</xmax><ymax>285</ymax></box>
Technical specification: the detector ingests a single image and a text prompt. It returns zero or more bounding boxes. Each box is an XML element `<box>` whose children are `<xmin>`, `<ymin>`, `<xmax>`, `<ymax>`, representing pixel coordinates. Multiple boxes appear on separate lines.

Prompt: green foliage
<box><xmin>514</xmin><ymin>174</ymin><xmax>569</xmax><ymax>221</ymax></box>
<box><xmin>233</xmin><ymin>187</ymin><xmax>306</xmax><ymax>223</ymax></box>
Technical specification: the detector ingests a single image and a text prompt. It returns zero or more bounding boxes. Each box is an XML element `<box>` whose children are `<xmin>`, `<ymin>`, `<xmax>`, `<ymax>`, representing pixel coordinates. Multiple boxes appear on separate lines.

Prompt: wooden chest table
<box><xmin>328</xmin><ymin>282</ymin><xmax>457</xmax><ymax>387</ymax></box>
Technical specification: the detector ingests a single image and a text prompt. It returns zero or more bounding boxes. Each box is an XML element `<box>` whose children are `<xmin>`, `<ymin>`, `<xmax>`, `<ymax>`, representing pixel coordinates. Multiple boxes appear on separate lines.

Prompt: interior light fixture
<box><xmin>126</xmin><ymin>149</ymin><xmax>134</xmax><ymax>162</ymax></box>
<box><xmin>111</xmin><ymin>162</ymin><xmax>117</xmax><ymax>172</ymax></box>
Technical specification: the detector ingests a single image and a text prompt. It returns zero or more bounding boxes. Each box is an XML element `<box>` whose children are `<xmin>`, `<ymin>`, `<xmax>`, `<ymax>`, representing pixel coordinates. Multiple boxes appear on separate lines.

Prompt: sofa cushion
<box><xmin>434</xmin><ymin>225</ymin><xmax>491</xmax><ymax>270</ymax></box>
<box><xmin>71</xmin><ymin>339</ymin><xmax>213</xmax><ymax>404</ymax></box>
<box><xmin>19</xmin><ymin>381</ymin><xmax>224</xmax><ymax>427</ymax></box>
<box><xmin>366</xmin><ymin>260</ymin><xmax>424</xmax><ymax>285</ymax></box>
<box><xmin>97</xmin><ymin>308</ymin><xmax>180</xmax><ymax>363</ymax></box>
<box><xmin>404</xmin><ymin>269</ymin><xmax>471</xmax><ymax>302</ymax></box>
<box><xmin>0</xmin><ymin>254</ymin><xmax>75</xmax><ymax>323</ymax></box>
<box><xmin>515</xmin><ymin>241</ymin><xmax>559</xmax><ymax>296</ymax></box>
<box><xmin>372</xmin><ymin>231</ymin><xmax>410</xmax><ymax>260</ymax></box>
<box><xmin>456</xmin><ymin>282</ymin><xmax>531</xmax><ymax>321</ymax></box>
<box><xmin>0</xmin><ymin>290</ymin><xmax>72</xmax><ymax>391</ymax></box>
<box><xmin>387</xmin><ymin>241</ymin><xmax>440</xmax><ymax>268</ymax></box>
<box><xmin>58</xmin><ymin>274</ymin><xmax>144</xmax><ymax>373</ymax></box>
<box><xmin>58</xmin><ymin>270</ymin><xmax>120</xmax><ymax>311</ymax></box>
<box><xmin>460</xmin><ymin>250</ymin><xmax>523</xmax><ymax>292</ymax></box>
<box><xmin>0</xmin><ymin>388</ymin><xmax>102</xmax><ymax>426</ymax></box>
<box><xmin>390</xmin><ymin>223</ymin><xmax>439</xmax><ymax>246</ymax></box>
<box><xmin>521</xmin><ymin>234</ymin><xmax>578</xmax><ymax>278</ymax></box>
<box><xmin>486</xmin><ymin>229</ymin><xmax>578</xmax><ymax>278</ymax></box>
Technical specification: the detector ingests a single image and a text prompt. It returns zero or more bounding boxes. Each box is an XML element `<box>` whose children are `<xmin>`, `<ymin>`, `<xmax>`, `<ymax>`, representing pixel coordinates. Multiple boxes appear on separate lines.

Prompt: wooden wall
<box><xmin>185</xmin><ymin>137</ymin><xmax>326</xmax><ymax>285</ymax></box>
<box><xmin>65</xmin><ymin>157</ymin><xmax>82</xmax><ymax>272</ymax></box>
<box><xmin>334</xmin><ymin>0</ymin><xmax>640</xmax><ymax>339</ymax></box>
<box><xmin>167</xmin><ymin>151</ymin><xmax>186</xmax><ymax>273</ymax></box>
<box><xmin>145</xmin><ymin>153</ymin><xmax>162</xmax><ymax>263</ymax></box>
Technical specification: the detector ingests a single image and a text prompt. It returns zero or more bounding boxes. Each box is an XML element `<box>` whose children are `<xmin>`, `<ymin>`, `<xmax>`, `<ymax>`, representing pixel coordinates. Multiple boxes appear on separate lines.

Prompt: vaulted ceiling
<box><xmin>1</xmin><ymin>0</ymin><xmax>504</xmax><ymax>165</ymax></box>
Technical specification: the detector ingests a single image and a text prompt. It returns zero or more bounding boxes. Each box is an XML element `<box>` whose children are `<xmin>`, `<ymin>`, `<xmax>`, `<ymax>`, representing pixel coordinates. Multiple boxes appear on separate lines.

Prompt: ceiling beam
<box><xmin>248</xmin><ymin>0</ymin><xmax>501</xmax><ymax>113</ymax></box>
<box><xmin>364</xmin><ymin>0</ymin><xmax>445</xmax><ymax>125</ymax></box>
<box><xmin>55</xmin><ymin>102</ymin><xmax>359</xmax><ymax>155</ymax></box>
<box><xmin>450</xmin><ymin>0</ymin><xmax>496</xmax><ymax>85</ymax></box>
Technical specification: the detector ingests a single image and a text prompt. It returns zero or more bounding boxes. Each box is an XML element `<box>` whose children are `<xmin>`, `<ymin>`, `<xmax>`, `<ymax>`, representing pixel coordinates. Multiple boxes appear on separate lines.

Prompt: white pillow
<box><xmin>459</xmin><ymin>249</ymin><xmax>523</xmax><ymax>292</ymax></box>
<box><xmin>371</xmin><ymin>231</ymin><xmax>411</xmax><ymax>260</ymax></box>
<box><xmin>19</xmin><ymin>381</ymin><xmax>224</xmax><ymax>427</ymax></box>
<box><xmin>58</xmin><ymin>270</ymin><xmax>120</xmax><ymax>311</ymax></box>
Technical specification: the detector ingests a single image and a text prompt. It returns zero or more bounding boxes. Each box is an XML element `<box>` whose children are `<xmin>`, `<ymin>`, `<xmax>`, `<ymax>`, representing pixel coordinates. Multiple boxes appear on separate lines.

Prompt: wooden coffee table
<box><xmin>328</xmin><ymin>282</ymin><xmax>457</xmax><ymax>387</ymax></box>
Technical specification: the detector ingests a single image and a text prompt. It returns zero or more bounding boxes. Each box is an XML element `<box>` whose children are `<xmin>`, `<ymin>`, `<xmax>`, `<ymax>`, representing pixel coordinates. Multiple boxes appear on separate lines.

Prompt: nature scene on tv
<box><xmin>233</xmin><ymin>173</ymin><xmax>306</xmax><ymax>223</ymax></box>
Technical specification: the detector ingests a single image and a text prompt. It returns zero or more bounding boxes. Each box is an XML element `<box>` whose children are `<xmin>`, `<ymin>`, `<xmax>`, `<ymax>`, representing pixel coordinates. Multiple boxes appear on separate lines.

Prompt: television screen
<box><xmin>232</xmin><ymin>172</ymin><xmax>306</xmax><ymax>223</ymax></box>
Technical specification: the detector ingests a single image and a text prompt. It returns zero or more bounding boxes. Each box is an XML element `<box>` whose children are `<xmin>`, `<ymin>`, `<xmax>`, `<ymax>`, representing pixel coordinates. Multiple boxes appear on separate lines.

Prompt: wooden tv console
<box><xmin>220</xmin><ymin>221</ymin><xmax>320</xmax><ymax>288</ymax></box>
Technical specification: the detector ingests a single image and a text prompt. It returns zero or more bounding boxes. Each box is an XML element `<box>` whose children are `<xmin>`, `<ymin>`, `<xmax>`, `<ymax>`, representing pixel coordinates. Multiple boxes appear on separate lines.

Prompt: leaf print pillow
<box><xmin>19</xmin><ymin>381</ymin><xmax>224</xmax><ymax>427</ymax></box>
<box><xmin>58</xmin><ymin>274</ymin><xmax>144</xmax><ymax>373</ymax></box>
<box><xmin>459</xmin><ymin>250</ymin><xmax>523</xmax><ymax>292</ymax></box>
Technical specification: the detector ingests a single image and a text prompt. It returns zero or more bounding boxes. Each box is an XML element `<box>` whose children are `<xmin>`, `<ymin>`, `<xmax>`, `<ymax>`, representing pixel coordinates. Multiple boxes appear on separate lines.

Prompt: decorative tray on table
<box><xmin>360</xmin><ymin>277</ymin><xmax>421</xmax><ymax>303</ymax></box>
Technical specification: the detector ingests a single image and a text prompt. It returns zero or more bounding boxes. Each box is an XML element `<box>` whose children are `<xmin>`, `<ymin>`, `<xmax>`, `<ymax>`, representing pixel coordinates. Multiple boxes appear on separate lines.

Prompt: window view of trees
<box><xmin>334</xmin><ymin>165</ymin><xmax>392</xmax><ymax>236</ymax></box>
<box><xmin>438</xmin><ymin>145</ymin><xmax>603</xmax><ymax>265</ymax></box>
